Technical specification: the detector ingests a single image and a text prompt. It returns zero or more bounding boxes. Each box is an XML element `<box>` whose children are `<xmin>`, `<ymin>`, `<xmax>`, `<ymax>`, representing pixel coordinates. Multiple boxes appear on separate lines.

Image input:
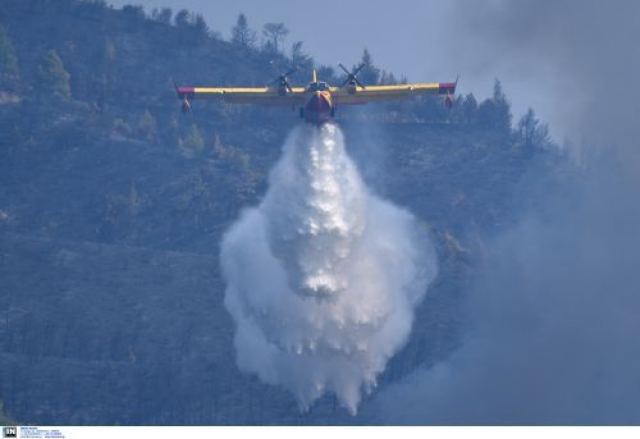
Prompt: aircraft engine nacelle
<box><xmin>346</xmin><ymin>82</ymin><xmax>357</xmax><ymax>94</ymax></box>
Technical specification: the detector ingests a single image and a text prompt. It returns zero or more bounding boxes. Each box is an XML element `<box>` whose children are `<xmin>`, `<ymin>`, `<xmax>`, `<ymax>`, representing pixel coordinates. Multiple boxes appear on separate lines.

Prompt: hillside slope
<box><xmin>0</xmin><ymin>0</ymin><xmax>562</xmax><ymax>424</ymax></box>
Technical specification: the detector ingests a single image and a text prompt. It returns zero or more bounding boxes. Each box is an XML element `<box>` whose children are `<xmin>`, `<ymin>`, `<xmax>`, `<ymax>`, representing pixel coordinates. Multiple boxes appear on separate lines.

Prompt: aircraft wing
<box><xmin>331</xmin><ymin>82</ymin><xmax>456</xmax><ymax>105</ymax></box>
<box><xmin>176</xmin><ymin>86</ymin><xmax>306</xmax><ymax>105</ymax></box>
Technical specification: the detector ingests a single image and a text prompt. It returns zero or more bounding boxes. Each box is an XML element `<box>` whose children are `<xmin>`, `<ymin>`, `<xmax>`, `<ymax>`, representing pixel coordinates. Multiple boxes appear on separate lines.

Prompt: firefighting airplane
<box><xmin>175</xmin><ymin>63</ymin><xmax>457</xmax><ymax>124</ymax></box>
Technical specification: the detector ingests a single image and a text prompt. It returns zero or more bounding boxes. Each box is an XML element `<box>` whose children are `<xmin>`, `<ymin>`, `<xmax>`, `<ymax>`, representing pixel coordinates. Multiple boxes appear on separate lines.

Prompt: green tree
<box><xmin>262</xmin><ymin>22</ymin><xmax>288</xmax><ymax>53</ymax></box>
<box><xmin>122</xmin><ymin>5</ymin><xmax>144</xmax><ymax>20</ymax></box>
<box><xmin>357</xmin><ymin>48</ymin><xmax>380</xmax><ymax>85</ymax></box>
<box><xmin>192</xmin><ymin>14</ymin><xmax>209</xmax><ymax>39</ymax></box>
<box><xmin>317</xmin><ymin>65</ymin><xmax>335</xmax><ymax>83</ymax></box>
<box><xmin>477</xmin><ymin>79</ymin><xmax>512</xmax><ymax>137</ymax></box>
<box><xmin>231</xmin><ymin>13</ymin><xmax>256</xmax><ymax>48</ymax></box>
<box><xmin>516</xmin><ymin>108</ymin><xmax>550</xmax><ymax>152</ymax></box>
<box><xmin>451</xmin><ymin>93</ymin><xmax>478</xmax><ymax>124</ymax></box>
<box><xmin>151</xmin><ymin>7</ymin><xmax>172</xmax><ymax>25</ymax></box>
<box><xmin>174</xmin><ymin>10</ymin><xmax>209</xmax><ymax>42</ymax></box>
<box><xmin>121</xmin><ymin>4</ymin><xmax>145</xmax><ymax>30</ymax></box>
<box><xmin>0</xmin><ymin>25</ymin><xmax>19</xmax><ymax>88</ymax></box>
<box><xmin>36</xmin><ymin>49</ymin><xmax>71</xmax><ymax>99</ymax></box>
<box><xmin>291</xmin><ymin>41</ymin><xmax>311</xmax><ymax>69</ymax></box>
<box><xmin>174</xmin><ymin>10</ymin><xmax>190</xmax><ymax>28</ymax></box>
<box><xmin>378</xmin><ymin>70</ymin><xmax>397</xmax><ymax>85</ymax></box>
<box><xmin>492</xmin><ymin>79</ymin><xmax>512</xmax><ymax>133</ymax></box>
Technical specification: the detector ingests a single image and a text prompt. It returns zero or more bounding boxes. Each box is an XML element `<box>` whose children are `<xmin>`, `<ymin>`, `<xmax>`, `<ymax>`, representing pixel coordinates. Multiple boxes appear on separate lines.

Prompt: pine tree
<box><xmin>121</xmin><ymin>4</ymin><xmax>145</xmax><ymax>30</ymax></box>
<box><xmin>231</xmin><ymin>13</ymin><xmax>256</xmax><ymax>48</ymax></box>
<box><xmin>151</xmin><ymin>8</ymin><xmax>172</xmax><ymax>25</ymax></box>
<box><xmin>192</xmin><ymin>14</ymin><xmax>209</xmax><ymax>39</ymax></box>
<box><xmin>174</xmin><ymin>10</ymin><xmax>190</xmax><ymax>28</ymax></box>
<box><xmin>460</xmin><ymin>93</ymin><xmax>478</xmax><ymax>124</ymax></box>
<box><xmin>358</xmin><ymin>49</ymin><xmax>380</xmax><ymax>85</ymax></box>
<box><xmin>36</xmin><ymin>49</ymin><xmax>71</xmax><ymax>99</ymax></box>
<box><xmin>262</xmin><ymin>23</ymin><xmax>288</xmax><ymax>53</ymax></box>
<box><xmin>317</xmin><ymin>65</ymin><xmax>335</xmax><ymax>83</ymax></box>
<box><xmin>378</xmin><ymin>70</ymin><xmax>397</xmax><ymax>85</ymax></box>
<box><xmin>477</xmin><ymin>79</ymin><xmax>512</xmax><ymax>138</ymax></box>
<box><xmin>174</xmin><ymin>10</ymin><xmax>208</xmax><ymax>43</ymax></box>
<box><xmin>291</xmin><ymin>41</ymin><xmax>311</xmax><ymax>69</ymax></box>
<box><xmin>492</xmin><ymin>79</ymin><xmax>512</xmax><ymax>134</ymax></box>
<box><xmin>516</xmin><ymin>108</ymin><xmax>550</xmax><ymax>151</ymax></box>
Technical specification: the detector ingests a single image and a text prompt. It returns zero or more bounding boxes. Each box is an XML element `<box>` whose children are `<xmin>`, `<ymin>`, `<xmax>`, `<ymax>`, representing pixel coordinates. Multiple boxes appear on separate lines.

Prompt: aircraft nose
<box><xmin>306</xmin><ymin>91</ymin><xmax>331</xmax><ymax>114</ymax></box>
<box><xmin>312</xmin><ymin>91</ymin><xmax>329</xmax><ymax>104</ymax></box>
<box><xmin>309</xmin><ymin>92</ymin><xmax>328</xmax><ymax>107</ymax></box>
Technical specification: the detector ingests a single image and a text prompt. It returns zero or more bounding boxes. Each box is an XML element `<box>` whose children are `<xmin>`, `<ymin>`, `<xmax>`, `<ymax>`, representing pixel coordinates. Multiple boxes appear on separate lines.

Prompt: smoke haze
<box><xmin>221</xmin><ymin>124</ymin><xmax>437</xmax><ymax>414</ymax></box>
<box><xmin>444</xmin><ymin>0</ymin><xmax>640</xmax><ymax>146</ymax></box>
<box><xmin>368</xmin><ymin>0</ymin><xmax>640</xmax><ymax>424</ymax></box>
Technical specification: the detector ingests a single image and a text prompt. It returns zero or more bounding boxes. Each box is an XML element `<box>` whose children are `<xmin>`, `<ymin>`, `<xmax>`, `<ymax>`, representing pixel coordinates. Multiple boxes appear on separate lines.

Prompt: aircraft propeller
<box><xmin>269</xmin><ymin>65</ymin><xmax>299</xmax><ymax>93</ymax></box>
<box><xmin>338</xmin><ymin>62</ymin><xmax>366</xmax><ymax>89</ymax></box>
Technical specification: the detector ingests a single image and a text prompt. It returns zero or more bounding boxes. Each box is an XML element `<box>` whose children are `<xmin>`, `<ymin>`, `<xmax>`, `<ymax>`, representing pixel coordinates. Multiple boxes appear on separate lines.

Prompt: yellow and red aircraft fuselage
<box><xmin>304</xmin><ymin>89</ymin><xmax>334</xmax><ymax>124</ymax></box>
<box><xmin>176</xmin><ymin>69</ymin><xmax>457</xmax><ymax>125</ymax></box>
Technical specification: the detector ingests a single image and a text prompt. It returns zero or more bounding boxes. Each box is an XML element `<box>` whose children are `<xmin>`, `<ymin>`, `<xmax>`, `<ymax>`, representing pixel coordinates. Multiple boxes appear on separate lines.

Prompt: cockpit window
<box><xmin>308</xmin><ymin>82</ymin><xmax>328</xmax><ymax>92</ymax></box>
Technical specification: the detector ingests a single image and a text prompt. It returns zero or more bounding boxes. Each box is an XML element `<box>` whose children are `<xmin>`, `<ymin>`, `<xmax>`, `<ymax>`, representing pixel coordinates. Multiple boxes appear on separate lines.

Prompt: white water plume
<box><xmin>221</xmin><ymin>123</ymin><xmax>437</xmax><ymax>414</ymax></box>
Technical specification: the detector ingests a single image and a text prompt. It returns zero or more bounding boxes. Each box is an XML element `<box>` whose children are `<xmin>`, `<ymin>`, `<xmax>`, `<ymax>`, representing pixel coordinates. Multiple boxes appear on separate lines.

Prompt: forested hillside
<box><xmin>0</xmin><ymin>0</ymin><xmax>562</xmax><ymax>424</ymax></box>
